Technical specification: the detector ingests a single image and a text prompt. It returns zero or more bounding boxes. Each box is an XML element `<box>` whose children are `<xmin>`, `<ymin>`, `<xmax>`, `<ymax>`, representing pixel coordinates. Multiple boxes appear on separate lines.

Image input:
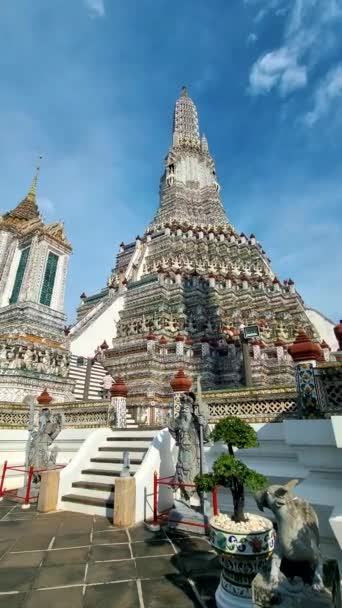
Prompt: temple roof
<box><xmin>4</xmin><ymin>170</ymin><xmax>40</xmax><ymax>223</ymax></box>
<box><xmin>1</xmin><ymin>165</ymin><xmax>72</xmax><ymax>251</ymax></box>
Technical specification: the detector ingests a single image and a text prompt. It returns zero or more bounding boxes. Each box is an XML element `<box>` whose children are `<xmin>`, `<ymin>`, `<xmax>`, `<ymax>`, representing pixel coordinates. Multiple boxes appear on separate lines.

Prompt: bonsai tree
<box><xmin>195</xmin><ymin>416</ymin><xmax>268</xmax><ymax>523</ymax></box>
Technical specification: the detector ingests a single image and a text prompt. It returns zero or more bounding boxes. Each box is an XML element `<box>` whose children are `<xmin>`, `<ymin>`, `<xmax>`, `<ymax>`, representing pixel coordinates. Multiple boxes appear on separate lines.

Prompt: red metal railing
<box><xmin>0</xmin><ymin>461</ymin><xmax>64</xmax><ymax>509</ymax></box>
<box><xmin>150</xmin><ymin>471</ymin><xmax>220</xmax><ymax>530</ymax></box>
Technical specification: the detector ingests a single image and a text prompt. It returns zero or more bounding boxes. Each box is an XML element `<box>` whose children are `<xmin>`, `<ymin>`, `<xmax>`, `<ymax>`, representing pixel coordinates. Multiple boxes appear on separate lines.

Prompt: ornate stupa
<box><xmin>0</xmin><ymin>165</ymin><xmax>74</xmax><ymax>402</ymax></box>
<box><xmin>70</xmin><ymin>88</ymin><xmax>337</xmax><ymax>409</ymax></box>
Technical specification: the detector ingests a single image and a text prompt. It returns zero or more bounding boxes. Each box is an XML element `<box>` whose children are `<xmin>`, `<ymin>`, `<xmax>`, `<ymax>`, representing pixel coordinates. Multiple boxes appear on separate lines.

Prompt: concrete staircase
<box><xmin>60</xmin><ymin>429</ymin><xmax>156</xmax><ymax>516</ymax></box>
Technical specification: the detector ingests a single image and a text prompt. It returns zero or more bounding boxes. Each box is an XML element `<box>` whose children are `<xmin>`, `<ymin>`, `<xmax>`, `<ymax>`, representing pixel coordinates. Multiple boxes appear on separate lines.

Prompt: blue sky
<box><xmin>1</xmin><ymin>0</ymin><xmax>341</xmax><ymax>323</ymax></box>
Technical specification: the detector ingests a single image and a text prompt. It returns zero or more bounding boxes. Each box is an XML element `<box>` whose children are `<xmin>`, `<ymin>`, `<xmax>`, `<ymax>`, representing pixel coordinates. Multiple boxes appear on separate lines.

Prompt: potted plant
<box><xmin>195</xmin><ymin>417</ymin><xmax>275</xmax><ymax>608</ymax></box>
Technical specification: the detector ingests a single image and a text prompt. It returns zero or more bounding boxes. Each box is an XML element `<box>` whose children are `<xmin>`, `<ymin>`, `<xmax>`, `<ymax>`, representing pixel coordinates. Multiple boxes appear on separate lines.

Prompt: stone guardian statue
<box><xmin>168</xmin><ymin>391</ymin><xmax>210</xmax><ymax>504</ymax></box>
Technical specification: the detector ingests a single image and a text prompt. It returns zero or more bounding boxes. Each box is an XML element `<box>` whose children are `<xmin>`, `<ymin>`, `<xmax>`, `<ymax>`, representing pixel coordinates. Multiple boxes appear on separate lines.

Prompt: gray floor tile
<box><xmin>89</xmin><ymin>543</ymin><xmax>131</xmax><ymax>562</ymax></box>
<box><xmin>32</xmin><ymin>563</ymin><xmax>86</xmax><ymax>589</ymax></box>
<box><xmin>11</xmin><ymin>534</ymin><xmax>53</xmax><ymax>552</ymax></box>
<box><xmin>86</xmin><ymin>559</ymin><xmax>136</xmax><ymax>584</ymax></box>
<box><xmin>23</xmin><ymin>586</ymin><xmax>84</xmax><ymax>608</ymax></box>
<box><xmin>53</xmin><ymin>532</ymin><xmax>90</xmax><ymax>548</ymax></box>
<box><xmin>135</xmin><ymin>555</ymin><xmax>179</xmax><ymax>579</ymax></box>
<box><xmin>0</xmin><ymin>538</ymin><xmax>15</xmax><ymax>557</ymax></box>
<box><xmin>0</xmin><ymin>551</ymin><xmax>45</xmax><ymax>569</ymax></box>
<box><xmin>141</xmin><ymin>575</ymin><xmax>199</xmax><ymax>607</ymax></box>
<box><xmin>191</xmin><ymin>571</ymin><xmax>221</xmax><ymax>601</ymax></box>
<box><xmin>57</xmin><ymin>514</ymin><xmax>93</xmax><ymax>535</ymax></box>
<box><xmin>93</xmin><ymin>516</ymin><xmax>115</xmax><ymax>532</ymax></box>
<box><xmin>0</xmin><ymin>523</ymin><xmax>28</xmax><ymax>541</ymax></box>
<box><xmin>0</xmin><ymin>593</ymin><xmax>26</xmax><ymax>608</ymax></box>
<box><xmin>175</xmin><ymin>552</ymin><xmax>221</xmax><ymax>576</ymax></box>
<box><xmin>131</xmin><ymin>539</ymin><xmax>174</xmax><ymax>558</ymax></box>
<box><xmin>84</xmin><ymin>580</ymin><xmax>140</xmax><ymax>608</ymax></box>
<box><xmin>92</xmin><ymin>529</ymin><xmax>127</xmax><ymax>544</ymax></box>
<box><xmin>0</xmin><ymin>567</ymin><xmax>37</xmax><ymax>592</ymax></box>
<box><xmin>4</xmin><ymin>513</ymin><xmax>38</xmax><ymax>521</ymax></box>
<box><xmin>43</xmin><ymin>546</ymin><xmax>89</xmax><ymax>566</ymax></box>
<box><xmin>129</xmin><ymin>524</ymin><xmax>167</xmax><ymax>542</ymax></box>
<box><xmin>173</xmin><ymin>536</ymin><xmax>212</xmax><ymax>553</ymax></box>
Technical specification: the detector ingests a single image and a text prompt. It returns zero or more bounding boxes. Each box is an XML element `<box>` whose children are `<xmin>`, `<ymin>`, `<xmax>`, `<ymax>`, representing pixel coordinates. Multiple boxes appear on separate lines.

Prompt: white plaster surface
<box><xmin>0</xmin><ymin>428</ymin><xmax>92</xmax><ymax>491</ymax></box>
<box><xmin>71</xmin><ymin>294</ymin><xmax>125</xmax><ymax>356</ymax></box>
<box><xmin>134</xmin><ymin>427</ymin><xmax>176</xmax><ymax>523</ymax></box>
<box><xmin>305</xmin><ymin>307</ymin><xmax>338</xmax><ymax>350</ymax></box>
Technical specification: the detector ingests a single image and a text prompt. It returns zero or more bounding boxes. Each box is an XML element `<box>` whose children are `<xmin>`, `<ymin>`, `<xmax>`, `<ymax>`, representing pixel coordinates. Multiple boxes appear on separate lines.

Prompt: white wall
<box><xmin>306</xmin><ymin>307</ymin><xmax>338</xmax><ymax>350</ymax></box>
<box><xmin>206</xmin><ymin>419</ymin><xmax>342</xmax><ymax>563</ymax></box>
<box><xmin>71</xmin><ymin>294</ymin><xmax>125</xmax><ymax>357</ymax></box>
<box><xmin>135</xmin><ymin>428</ymin><xmax>176</xmax><ymax>523</ymax></box>
<box><xmin>0</xmin><ymin>428</ymin><xmax>92</xmax><ymax>490</ymax></box>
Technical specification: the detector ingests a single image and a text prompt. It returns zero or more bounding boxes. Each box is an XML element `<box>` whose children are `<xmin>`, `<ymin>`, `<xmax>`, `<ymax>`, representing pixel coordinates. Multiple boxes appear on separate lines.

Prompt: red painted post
<box><xmin>0</xmin><ymin>461</ymin><xmax>8</xmax><ymax>500</ymax></box>
<box><xmin>22</xmin><ymin>466</ymin><xmax>34</xmax><ymax>510</ymax></box>
<box><xmin>153</xmin><ymin>470</ymin><xmax>158</xmax><ymax>526</ymax></box>
<box><xmin>212</xmin><ymin>485</ymin><xmax>219</xmax><ymax>516</ymax></box>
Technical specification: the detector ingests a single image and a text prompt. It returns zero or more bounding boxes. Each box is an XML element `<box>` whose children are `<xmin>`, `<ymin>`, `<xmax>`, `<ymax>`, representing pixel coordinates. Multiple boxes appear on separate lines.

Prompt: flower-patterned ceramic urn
<box><xmin>209</xmin><ymin>515</ymin><xmax>275</xmax><ymax>608</ymax></box>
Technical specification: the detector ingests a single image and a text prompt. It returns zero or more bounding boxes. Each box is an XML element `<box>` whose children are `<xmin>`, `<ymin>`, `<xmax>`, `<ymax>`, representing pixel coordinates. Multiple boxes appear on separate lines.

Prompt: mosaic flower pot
<box><xmin>209</xmin><ymin>515</ymin><xmax>275</xmax><ymax>608</ymax></box>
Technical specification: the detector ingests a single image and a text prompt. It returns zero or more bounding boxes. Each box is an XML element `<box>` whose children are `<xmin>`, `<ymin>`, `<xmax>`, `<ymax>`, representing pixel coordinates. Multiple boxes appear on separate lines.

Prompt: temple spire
<box><xmin>26</xmin><ymin>157</ymin><xmax>41</xmax><ymax>205</ymax></box>
<box><xmin>173</xmin><ymin>87</ymin><xmax>200</xmax><ymax>149</ymax></box>
<box><xmin>7</xmin><ymin>158</ymin><xmax>42</xmax><ymax>222</ymax></box>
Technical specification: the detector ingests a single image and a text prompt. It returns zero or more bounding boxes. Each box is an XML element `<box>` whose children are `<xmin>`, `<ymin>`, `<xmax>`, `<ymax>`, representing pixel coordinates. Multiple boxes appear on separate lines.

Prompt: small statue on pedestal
<box><xmin>253</xmin><ymin>480</ymin><xmax>333</xmax><ymax>607</ymax></box>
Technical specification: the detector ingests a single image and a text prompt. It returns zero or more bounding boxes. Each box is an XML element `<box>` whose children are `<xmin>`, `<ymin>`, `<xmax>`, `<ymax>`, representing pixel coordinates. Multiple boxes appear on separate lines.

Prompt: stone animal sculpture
<box><xmin>254</xmin><ymin>479</ymin><xmax>324</xmax><ymax>591</ymax></box>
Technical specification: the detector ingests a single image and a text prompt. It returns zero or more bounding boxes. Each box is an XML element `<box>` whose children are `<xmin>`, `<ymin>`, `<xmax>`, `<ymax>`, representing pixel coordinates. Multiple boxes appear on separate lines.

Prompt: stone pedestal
<box><xmin>168</xmin><ymin>497</ymin><xmax>210</xmax><ymax>536</ymax></box>
<box><xmin>38</xmin><ymin>470</ymin><xmax>60</xmax><ymax>513</ymax></box>
<box><xmin>114</xmin><ymin>477</ymin><xmax>136</xmax><ymax>527</ymax></box>
<box><xmin>252</xmin><ymin>572</ymin><xmax>333</xmax><ymax>608</ymax></box>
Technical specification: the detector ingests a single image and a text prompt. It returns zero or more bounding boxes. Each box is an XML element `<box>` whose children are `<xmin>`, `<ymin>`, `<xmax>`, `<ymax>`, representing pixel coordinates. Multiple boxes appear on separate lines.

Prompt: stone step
<box><xmin>87</xmin><ymin>460</ymin><xmax>140</xmax><ymax>473</ymax></box>
<box><xmin>62</xmin><ymin>493</ymin><xmax>114</xmax><ymax>509</ymax></box>
<box><xmin>105</xmin><ymin>439</ymin><xmax>154</xmax><ymax>448</ymax></box>
<box><xmin>98</xmin><ymin>446</ymin><xmax>147</xmax><ymax>453</ymax></box>
<box><xmin>81</xmin><ymin>468</ymin><xmax>134</xmax><ymax>477</ymax></box>
<box><xmin>91</xmin><ymin>457</ymin><xmax>142</xmax><ymax>465</ymax></box>
<box><xmin>72</xmin><ymin>481</ymin><xmax>115</xmax><ymax>492</ymax></box>
<box><xmin>106</xmin><ymin>430</ymin><xmax>156</xmax><ymax>438</ymax></box>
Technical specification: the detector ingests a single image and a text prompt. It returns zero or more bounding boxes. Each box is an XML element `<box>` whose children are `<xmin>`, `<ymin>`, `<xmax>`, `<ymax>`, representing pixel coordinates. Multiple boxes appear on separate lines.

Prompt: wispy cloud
<box><xmin>84</xmin><ymin>0</ymin><xmax>105</xmax><ymax>17</ymax></box>
<box><xmin>246</xmin><ymin>32</ymin><xmax>258</xmax><ymax>45</ymax></box>
<box><xmin>304</xmin><ymin>64</ymin><xmax>342</xmax><ymax>125</ymax></box>
<box><xmin>249</xmin><ymin>47</ymin><xmax>307</xmax><ymax>95</ymax></box>
<box><xmin>248</xmin><ymin>0</ymin><xmax>342</xmax><ymax>96</ymax></box>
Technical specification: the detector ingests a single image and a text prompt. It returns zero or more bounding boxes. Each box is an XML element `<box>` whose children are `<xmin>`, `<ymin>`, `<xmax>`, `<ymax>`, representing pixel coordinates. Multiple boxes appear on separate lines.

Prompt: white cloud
<box><xmin>248</xmin><ymin>0</ymin><xmax>342</xmax><ymax>97</ymax></box>
<box><xmin>304</xmin><ymin>65</ymin><xmax>342</xmax><ymax>125</ymax></box>
<box><xmin>246</xmin><ymin>32</ymin><xmax>258</xmax><ymax>45</ymax></box>
<box><xmin>84</xmin><ymin>0</ymin><xmax>105</xmax><ymax>17</ymax></box>
<box><xmin>249</xmin><ymin>47</ymin><xmax>307</xmax><ymax>95</ymax></box>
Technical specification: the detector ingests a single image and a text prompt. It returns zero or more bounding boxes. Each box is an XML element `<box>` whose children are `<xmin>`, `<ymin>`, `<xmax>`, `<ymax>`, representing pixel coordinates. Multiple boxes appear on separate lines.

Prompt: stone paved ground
<box><xmin>0</xmin><ymin>501</ymin><xmax>220</xmax><ymax>607</ymax></box>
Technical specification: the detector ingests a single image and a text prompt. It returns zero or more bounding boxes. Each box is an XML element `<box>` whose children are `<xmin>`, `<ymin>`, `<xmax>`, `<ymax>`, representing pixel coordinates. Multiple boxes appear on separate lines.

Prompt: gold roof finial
<box><xmin>27</xmin><ymin>155</ymin><xmax>42</xmax><ymax>203</ymax></box>
<box><xmin>181</xmin><ymin>86</ymin><xmax>187</xmax><ymax>97</ymax></box>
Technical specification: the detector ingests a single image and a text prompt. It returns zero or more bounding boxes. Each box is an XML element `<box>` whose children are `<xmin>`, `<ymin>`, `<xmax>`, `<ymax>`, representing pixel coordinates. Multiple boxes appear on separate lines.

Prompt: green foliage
<box><xmin>210</xmin><ymin>416</ymin><xmax>259</xmax><ymax>450</ymax></box>
<box><xmin>194</xmin><ymin>472</ymin><xmax>216</xmax><ymax>493</ymax></box>
<box><xmin>198</xmin><ymin>454</ymin><xmax>267</xmax><ymax>491</ymax></box>
<box><xmin>195</xmin><ymin>417</ymin><xmax>268</xmax><ymax>522</ymax></box>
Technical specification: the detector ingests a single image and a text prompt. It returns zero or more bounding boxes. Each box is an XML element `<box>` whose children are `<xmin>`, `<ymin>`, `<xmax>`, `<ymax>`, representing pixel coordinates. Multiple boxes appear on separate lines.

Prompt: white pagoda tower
<box><xmin>0</xmin><ymin>167</ymin><xmax>74</xmax><ymax>402</ymax></box>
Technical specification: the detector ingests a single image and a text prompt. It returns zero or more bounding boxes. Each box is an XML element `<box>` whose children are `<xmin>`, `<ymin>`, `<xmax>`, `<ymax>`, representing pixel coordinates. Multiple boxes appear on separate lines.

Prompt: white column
<box><xmin>110</xmin><ymin>395</ymin><xmax>127</xmax><ymax>428</ymax></box>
